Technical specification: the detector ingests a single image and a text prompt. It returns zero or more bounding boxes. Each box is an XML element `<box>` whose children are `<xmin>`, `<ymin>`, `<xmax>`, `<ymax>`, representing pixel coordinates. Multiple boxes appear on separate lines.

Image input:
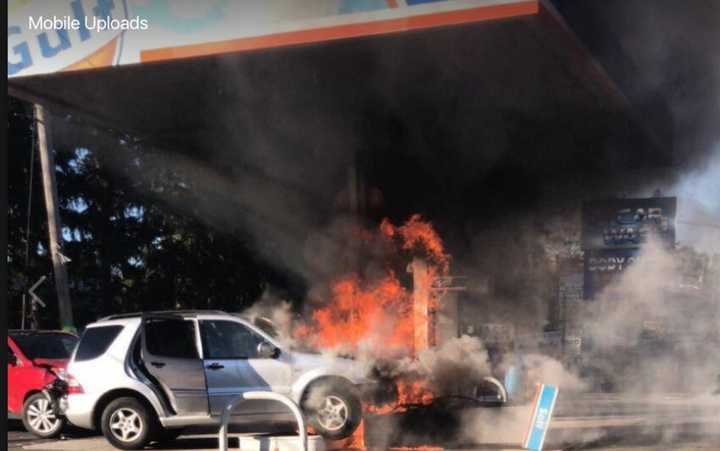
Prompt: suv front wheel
<box><xmin>100</xmin><ymin>397</ymin><xmax>156</xmax><ymax>450</ymax></box>
<box><xmin>302</xmin><ymin>381</ymin><xmax>362</xmax><ymax>440</ymax></box>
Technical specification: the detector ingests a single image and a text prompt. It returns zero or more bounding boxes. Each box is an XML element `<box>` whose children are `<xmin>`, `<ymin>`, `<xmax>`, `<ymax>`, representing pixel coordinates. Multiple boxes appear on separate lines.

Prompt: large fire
<box><xmin>297</xmin><ymin>214</ymin><xmax>449</xmax><ymax>355</ymax></box>
<box><xmin>296</xmin><ymin>215</ymin><xmax>450</xmax><ymax>448</ymax></box>
<box><xmin>295</xmin><ymin>272</ymin><xmax>414</xmax><ymax>354</ymax></box>
<box><xmin>296</xmin><ymin>215</ymin><xmax>448</xmax><ymax>356</ymax></box>
<box><xmin>380</xmin><ymin>215</ymin><xmax>449</xmax><ymax>274</ymax></box>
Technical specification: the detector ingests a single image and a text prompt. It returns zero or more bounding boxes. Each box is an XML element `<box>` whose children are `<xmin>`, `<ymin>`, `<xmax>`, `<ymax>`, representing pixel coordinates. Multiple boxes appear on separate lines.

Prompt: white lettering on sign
<box><xmin>535</xmin><ymin>408</ymin><xmax>548</xmax><ymax>430</ymax></box>
<box><xmin>26</xmin><ymin>14</ymin><xmax>149</xmax><ymax>33</ymax></box>
<box><xmin>9</xmin><ymin>0</ymin><xmax>132</xmax><ymax>77</ymax></box>
<box><xmin>588</xmin><ymin>255</ymin><xmax>640</xmax><ymax>272</ymax></box>
<box><xmin>28</xmin><ymin>16</ymin><xmax>82</xmax><ymax>31</ymax></box>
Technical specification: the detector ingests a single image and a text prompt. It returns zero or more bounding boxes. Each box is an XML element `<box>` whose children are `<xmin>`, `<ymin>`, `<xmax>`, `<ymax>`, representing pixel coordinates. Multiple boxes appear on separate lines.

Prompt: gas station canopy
<box><xmin>11</xmin><ymin>0</ymin><xmax>649</xmax><ymax>161</ymax></box>
<box><xmin>9</xmin><ymin>0</ymin><xmax>537</xmax><ymax>78</ymax></box>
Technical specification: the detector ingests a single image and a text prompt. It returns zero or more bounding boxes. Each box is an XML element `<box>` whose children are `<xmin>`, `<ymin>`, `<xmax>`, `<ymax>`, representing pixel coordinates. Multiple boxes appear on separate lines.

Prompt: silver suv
<box><xmin>64</xmin><ymin>311</ymin><xmax>371</xmax><ymax>450</ymax></box>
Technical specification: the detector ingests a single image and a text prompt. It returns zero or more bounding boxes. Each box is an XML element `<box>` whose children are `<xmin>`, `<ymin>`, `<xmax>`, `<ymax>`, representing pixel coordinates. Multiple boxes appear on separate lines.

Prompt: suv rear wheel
<box><xmin>22</xmin><ymin>393</ymin><xmax>65</xmax><ymax>438</ymax></box>
<box><xmin>100</xmin><ymin>397</ymin><xmax>156</xmax><ymax>450</ymax></box>
<box><xmin>302</xmin><ymin>381</ymin><xmax>362</xmax><ymax>440</ymax></box>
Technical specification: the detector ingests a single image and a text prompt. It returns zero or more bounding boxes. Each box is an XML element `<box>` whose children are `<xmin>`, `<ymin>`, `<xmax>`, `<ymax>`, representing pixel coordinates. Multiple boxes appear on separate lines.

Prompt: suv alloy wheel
<box><xmin>101</xmin><ymin>397</ymin><xmax>157</xmax><ymax>450</ymax></box>
<box><xmin>302</xmin><ymin>381</ymin><xmax>362</xmax><ymax>440</ymax></box>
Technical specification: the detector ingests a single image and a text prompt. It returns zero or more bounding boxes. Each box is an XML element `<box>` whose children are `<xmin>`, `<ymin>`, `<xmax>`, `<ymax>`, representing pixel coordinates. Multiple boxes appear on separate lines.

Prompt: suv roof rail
<box><xmin>8</xmin><ymin>329</ymin><xmax>75</xmax><ymax>335</ymax></box>
<box><xmin>99</xmin><ymin>310</ymin><xmax>229</xmax><ymax>321</ymax></box>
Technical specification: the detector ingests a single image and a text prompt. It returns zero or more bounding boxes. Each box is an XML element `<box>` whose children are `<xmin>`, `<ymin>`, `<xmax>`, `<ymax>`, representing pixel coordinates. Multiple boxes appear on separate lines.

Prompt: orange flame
<box><xmin>367</xmin><ymin>379</ymin><xmax>435</xmax><ymax>415</ymax></box>
<box><xmin>296</xmin><ymin>215</ymin><xmax>449</xmax><ymax>424</ymax></box>
<box><xmin>296</xmin><ymin>272</ymin><xmax>414</xmax><ymax>355</ymax></box>
<box><xmin>381</xmin><ymin>214</ymin><xmax>450</xmax><ymax>275</ymax></box>
<box><xmin>326</xmin><ymin>420</ymin><xmax>367</xmax><ymax>450</ymax></box>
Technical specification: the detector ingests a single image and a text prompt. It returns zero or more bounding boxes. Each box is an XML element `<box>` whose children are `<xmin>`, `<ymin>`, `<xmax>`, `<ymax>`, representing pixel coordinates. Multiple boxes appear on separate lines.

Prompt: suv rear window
<box><xmin>75</xmin><ymin>326</ymin><xmax>123</xmax><ymax>361</ymax></box>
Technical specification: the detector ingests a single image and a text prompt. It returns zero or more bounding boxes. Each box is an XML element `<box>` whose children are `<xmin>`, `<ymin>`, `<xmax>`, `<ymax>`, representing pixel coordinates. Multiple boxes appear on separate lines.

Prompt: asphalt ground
<box><xmin>7</xmin><ymin>393</ymin><xmax>720</xmax><ymax>451</ymax></box>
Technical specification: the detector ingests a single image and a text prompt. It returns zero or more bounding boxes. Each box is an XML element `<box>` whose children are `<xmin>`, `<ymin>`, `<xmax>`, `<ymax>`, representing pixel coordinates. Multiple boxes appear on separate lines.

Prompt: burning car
<box><xmin>63</xmin><ymin>310</ymin><xmax>376</xmax><ymax>450</ymax></box>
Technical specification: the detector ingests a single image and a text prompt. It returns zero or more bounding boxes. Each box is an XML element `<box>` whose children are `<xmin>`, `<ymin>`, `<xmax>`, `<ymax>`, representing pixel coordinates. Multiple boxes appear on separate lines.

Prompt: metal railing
<box><xmin>218</xmin><ymin>391</ymin><xmax>307</xmax><ymax>451</ymax></box>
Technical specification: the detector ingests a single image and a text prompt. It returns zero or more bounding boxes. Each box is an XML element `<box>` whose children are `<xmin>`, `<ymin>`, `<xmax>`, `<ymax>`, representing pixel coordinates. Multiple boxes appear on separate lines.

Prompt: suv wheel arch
<box><xmin>295</xmin><ymin>374</ymin><xmax>358</xmax><ymax>403</ymax></box>
<box><xmin>92</xmin><ymin>389</ymin><xmax>160</xmax><ymax>431</ymax></box>
<box><xmin>300</xmin><ymin>376</ymin><xmax>358</xmax><ymax>399</ymax></box>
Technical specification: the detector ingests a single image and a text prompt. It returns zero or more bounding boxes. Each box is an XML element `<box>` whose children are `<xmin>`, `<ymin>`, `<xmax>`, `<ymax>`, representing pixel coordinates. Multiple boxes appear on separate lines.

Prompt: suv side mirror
<box><xmin>8</xmin><ymin>352</ymin><xmax>18</xmax><ymax>366</ymax></box>
<box><xmin>256</xmin><ymin>342</ymin><xmax>280</xmax><ymax>359</ymax></box>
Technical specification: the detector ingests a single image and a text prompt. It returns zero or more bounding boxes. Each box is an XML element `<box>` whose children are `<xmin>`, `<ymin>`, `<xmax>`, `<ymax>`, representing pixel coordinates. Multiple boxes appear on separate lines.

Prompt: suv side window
<box><xmin>200</xmin><ymin>320</ymin><xmax>266</xmax><ymax>359</ymax></box>
<box><xmin>145</xmin><ymin>319</ymin><xmax>199</xmax><ymax>359</ymax></box>
<box><xmin>75</xmin><ymin>326</ymin><xmax>123</xmax><ymax>361</ymax></box>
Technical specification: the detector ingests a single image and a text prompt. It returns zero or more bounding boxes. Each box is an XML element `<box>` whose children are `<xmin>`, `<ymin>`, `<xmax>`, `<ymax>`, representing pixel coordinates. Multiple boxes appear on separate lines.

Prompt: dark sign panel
<box><xmin>582</xmin><ymin>197</ymin><xmax>677</xmax><ymax>251</ymax></box>
<box><xmin>583</xmin><ymin>248</ymin><xmax>641</xmax><ymax>298</ymax></box>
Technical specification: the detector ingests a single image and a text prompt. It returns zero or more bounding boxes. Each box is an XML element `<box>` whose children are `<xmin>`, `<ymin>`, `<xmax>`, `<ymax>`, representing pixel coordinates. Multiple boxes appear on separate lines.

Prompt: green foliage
<box><xmin>8</xmin><ymin>98</ymin><xmax>54</xmax><ymax>327</ymax></box>
<box><xmin>7</xmin><ymin>98</ymin><xmax>272</xmax><ymax>329</ymax></box>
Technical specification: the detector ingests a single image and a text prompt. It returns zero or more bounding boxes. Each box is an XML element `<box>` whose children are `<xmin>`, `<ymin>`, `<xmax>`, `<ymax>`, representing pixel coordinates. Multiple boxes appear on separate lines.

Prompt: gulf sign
<box><xmin>8</xmin><ymin>0</ymin><xmax>129</xmax><ymax>77</ymax></box>
<box><xmin>523</xmin><ymin>384</ymin><xmax>559</xmax><ymax>451</ymax></box>
<box><xmin>8</xmin><ymin>0</ymin><xmax>537</xmax><ymax>78</ymax></box>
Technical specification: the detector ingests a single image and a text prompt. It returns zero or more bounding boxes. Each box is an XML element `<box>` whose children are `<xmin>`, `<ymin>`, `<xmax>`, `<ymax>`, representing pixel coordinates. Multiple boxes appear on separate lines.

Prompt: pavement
<box><xmin>7</xmin><ymin>394</ymin><xmax>720</xmax><ymax>451</ymax></box>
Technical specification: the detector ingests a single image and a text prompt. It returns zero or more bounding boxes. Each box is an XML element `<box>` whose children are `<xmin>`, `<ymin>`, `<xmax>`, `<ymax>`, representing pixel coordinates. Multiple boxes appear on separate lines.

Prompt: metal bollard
<box><xmin>218</xmin><ymin>391</ymin><xmax>308</xmax><ymax>451</ymax></box>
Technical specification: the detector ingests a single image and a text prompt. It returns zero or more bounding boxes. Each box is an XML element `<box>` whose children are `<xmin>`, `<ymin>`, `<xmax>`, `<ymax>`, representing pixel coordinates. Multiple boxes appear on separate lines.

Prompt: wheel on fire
<box><xmin>22</xmin><ymin>393</ymin><xmax>65</xmax><ymax>438</ymax></box>
<box><xmin>301</xmin><ymin>380</ymin><xmax>362</xmax><ymax>440</ymax></box>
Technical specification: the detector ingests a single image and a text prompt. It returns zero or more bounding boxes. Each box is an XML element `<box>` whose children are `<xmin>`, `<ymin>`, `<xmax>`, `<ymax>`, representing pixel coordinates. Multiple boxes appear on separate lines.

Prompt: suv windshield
<box><xmin>11</xmin><ymin>333</ymin><xmax>78</xmax><ymax>360</ymax></box>
<box><xmin>252</xmin><ymin>317</ymin><xmax>279</xmax><ymax>339</ymax></box>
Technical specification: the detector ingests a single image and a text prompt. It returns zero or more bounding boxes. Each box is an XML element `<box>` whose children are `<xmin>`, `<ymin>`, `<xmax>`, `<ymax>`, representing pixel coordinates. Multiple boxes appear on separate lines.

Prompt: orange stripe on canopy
<box><xmin>63</xmin><ymin>37</ymin><xmax>119</xmax><ymax>73</ymax></box>
<box><xmin>141</xmin><ymin>1</ymin><xmax>538</xmax><ymax>63</ymax></box>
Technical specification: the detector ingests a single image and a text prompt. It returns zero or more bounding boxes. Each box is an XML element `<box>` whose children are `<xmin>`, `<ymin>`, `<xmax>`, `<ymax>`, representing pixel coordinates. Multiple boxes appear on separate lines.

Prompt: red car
<box><xmin>8</xmin><ymin>330</ymin><xmax>79</xmax><ymax>438</ymax></box>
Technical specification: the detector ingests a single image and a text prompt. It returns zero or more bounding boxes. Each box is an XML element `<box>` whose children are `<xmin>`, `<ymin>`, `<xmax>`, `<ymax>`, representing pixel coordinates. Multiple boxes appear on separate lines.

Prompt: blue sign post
<box><xmin>523</xmin><ymin>384</ymin><xmax>559</xmax><ymax>451</ymax></box>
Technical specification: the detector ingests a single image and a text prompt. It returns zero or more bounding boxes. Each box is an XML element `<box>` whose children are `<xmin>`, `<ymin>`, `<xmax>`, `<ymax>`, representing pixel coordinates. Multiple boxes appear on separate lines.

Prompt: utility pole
<box><xmin>34</xmin><ymin>104</ymin><xmax>75</xmax><ymax>331</ymax></box>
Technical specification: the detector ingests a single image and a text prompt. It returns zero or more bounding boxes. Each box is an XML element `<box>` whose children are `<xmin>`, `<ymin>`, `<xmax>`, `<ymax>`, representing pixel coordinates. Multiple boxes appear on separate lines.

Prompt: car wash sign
<box><xmin>582</xmin><ymin>197</ymin><xmax>677</xmax><ymax>251</ymax></box>
<box><xmin>582</xmin><ymin>197</ymin><xmax>677</xmax><ymax>299</ymax></box>
<box><xmin>9</xmin><ymin>0</ymin><xmax>538</xmax><ymax>78</ymax></box>
<box><xmin>523</xmin><ymin>384</ymin><xmax>559</xmax><ymax>451</ymax></box>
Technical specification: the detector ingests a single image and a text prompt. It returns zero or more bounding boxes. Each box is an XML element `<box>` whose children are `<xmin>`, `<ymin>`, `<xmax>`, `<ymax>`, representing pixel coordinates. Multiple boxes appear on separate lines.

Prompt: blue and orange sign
<box><xmin>523</xmin><ymin>384</ymin><xmax>559</xmax><ymax>451</ymax></box>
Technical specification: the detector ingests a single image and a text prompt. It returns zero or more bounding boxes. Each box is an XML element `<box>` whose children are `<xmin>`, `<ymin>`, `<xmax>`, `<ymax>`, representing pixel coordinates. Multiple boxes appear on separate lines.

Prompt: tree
<box><xmin>8</xmin><ymin>97</ymin><xmax>283</xmax><ymax>329</ymax></box>
<box><xmin>7</xmin><ymin>98</ymin><xmax>54</xmax><ymax>328</ymax></box>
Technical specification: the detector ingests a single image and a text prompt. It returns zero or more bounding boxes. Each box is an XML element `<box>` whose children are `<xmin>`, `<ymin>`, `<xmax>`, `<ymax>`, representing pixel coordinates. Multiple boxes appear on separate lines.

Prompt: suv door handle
<box><xmin>150</xmin><ymin>361</ymin><xmax>166</xmax><ymax>368</ymax></box>
<box><xmin>206</xmin><ymin>363</ymin><xmax>224</xmax><ymax>370</ymax></box>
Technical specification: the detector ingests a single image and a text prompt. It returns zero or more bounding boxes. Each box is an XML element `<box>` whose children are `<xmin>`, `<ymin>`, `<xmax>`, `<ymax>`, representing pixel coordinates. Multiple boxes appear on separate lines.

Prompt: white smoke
<box><xmin>582</xmin><ymin>236</ymin><xmax>719</xmax><ymax>394</ymax></box>
<box><xmin>675</xmin><ymin>145</ymin><xmax>720</xmax><ymax>253</ymax></box>
<box><xmin>240</xmin><ymin>294</ymin><xmax>299</xmax><ymax>349</ymax></box>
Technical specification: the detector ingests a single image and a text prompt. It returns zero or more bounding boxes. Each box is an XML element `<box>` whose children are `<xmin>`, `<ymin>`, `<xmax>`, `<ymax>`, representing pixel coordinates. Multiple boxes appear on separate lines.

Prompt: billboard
<box><xmin>8</xmin><ymin>0</ymin><xmax>537</xmax><ymax>78</ymax></box>
<box><xmin>582</xmin><ymin>197</ymin><xmax>677</xmax><ymax>250</ymax></box>
<box><xmin>581</xmin><ymin>197</ymin><xmax>676</xmax><ymax>299</ymax></box>
<box><xmin>583</xmin><ymin>248</ymin><xmax>641</xmax><ymax>299</ymax></box>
